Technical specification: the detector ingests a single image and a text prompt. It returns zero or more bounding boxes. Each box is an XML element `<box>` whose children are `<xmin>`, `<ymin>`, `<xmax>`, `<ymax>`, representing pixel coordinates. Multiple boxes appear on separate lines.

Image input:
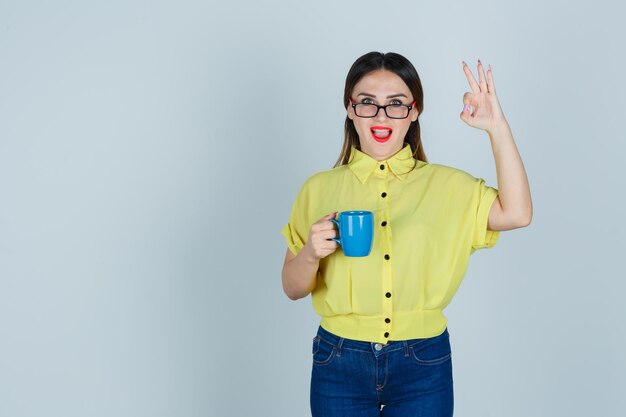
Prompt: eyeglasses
<box><xmin>349</xmin><ymin>98</ymin><xmax>416</xmax><ymax>119</ymax></box>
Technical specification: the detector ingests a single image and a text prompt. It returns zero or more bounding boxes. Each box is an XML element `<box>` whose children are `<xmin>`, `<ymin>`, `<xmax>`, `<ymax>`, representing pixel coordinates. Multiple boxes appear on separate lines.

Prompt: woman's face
<box><xmin>347</xmin><ymin>70</ymin><xmax>419</xmax><ymax>161</ymax></box>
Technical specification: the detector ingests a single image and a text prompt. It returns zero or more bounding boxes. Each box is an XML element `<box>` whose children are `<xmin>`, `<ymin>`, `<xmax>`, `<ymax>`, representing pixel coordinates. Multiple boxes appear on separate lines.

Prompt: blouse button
<box><xmin>381</xmin><ymin>221</ymin><xmax>387</xmax><ymax>227</ymax></box>
<box><xmin>385</xmin><ymin>292</ymin><xmax>391</xmax><ymax>298</ymax></box>
<box><xmin>380</xmin><ymin>164</ymin><xmax>385</xmax><ymax>170</ymax></box>
<box><xmin>381</xmin><ymin>192</ymin><xmax>387</xmax><ymax>198</ymax></box>
<box><xmin>384</xmin><ymin>332</ymin><xmax>390</xmax><ymax>338</ymax></box>
<box><xmin>385</xmin><ymin>318</ymin><xmax>391</xmax><ymax>323</ymax></box>
<box><xmin>384</xmin><ymin>254</ymin><xmax>390</xmax><ymax>260</ymax></box>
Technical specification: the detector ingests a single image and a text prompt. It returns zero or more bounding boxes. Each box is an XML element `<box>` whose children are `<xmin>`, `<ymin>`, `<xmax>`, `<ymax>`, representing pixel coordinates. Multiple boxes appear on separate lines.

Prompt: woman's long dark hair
<box><xmin>334</xmin><ymin>52</ymin><xmax>427</xmax><ymax>167</ymax></box>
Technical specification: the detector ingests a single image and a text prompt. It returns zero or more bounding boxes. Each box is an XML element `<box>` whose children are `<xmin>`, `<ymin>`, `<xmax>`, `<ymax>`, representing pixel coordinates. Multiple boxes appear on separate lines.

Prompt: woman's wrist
<box><xmin>486</xmin><ymin>119</ymin><xmax>511</xmax><ymax>139</ymax></box>
<box><xmin>301</xmin><ymin>243</ymin><xmax>321</xmax><ymax>264</ymax></box>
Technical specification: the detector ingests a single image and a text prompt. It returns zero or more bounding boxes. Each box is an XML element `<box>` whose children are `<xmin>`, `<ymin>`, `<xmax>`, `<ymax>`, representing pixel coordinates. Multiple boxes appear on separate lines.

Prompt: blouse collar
<box><xmin>347</xmin><ymin>143</ymin><xmax>421</xmax><ymax>184</ymax></box>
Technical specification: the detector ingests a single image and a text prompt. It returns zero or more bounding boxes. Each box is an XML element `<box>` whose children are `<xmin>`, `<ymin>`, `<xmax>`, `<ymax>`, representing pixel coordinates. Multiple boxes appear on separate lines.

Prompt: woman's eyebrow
<box><xmin>386</xmin><ymin>93</ymin><xmax>408</xmax><ymax>99</ymax></box>
<box><xmin>356</xmin><ymin>92</ymin><xmax>408</xmax><ymax>99</ymax></box>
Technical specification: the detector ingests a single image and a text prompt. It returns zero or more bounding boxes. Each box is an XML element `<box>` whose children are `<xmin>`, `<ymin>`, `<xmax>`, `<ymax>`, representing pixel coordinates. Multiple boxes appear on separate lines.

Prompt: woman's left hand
<box><xmin>460</xmin><ymin>59</ymin><xmax>508</xmax><ymax>134</ymax></box>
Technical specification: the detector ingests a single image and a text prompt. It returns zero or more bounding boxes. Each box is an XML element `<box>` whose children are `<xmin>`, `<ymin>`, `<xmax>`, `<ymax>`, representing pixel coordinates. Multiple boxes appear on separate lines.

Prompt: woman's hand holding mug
<box><xmin>303</xmin><ymin>212</ymin><xmax>339</xmax><ymax>261</ymax></box>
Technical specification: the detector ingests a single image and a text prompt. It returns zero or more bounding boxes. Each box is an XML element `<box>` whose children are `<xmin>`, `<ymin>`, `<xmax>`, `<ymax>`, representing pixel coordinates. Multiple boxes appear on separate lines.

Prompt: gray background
<box><xmin>1</xmin><ymin>0</ymin><xmax>624</xmax><ymax>416</ymax></box>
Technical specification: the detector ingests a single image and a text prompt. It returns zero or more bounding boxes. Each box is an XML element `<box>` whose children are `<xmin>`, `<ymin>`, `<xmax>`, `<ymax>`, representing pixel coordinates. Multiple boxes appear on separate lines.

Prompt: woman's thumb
<box><xmin>460</xmin><ymin>103</ymin><xmax>472</xmax><ymax>124</ymax></box>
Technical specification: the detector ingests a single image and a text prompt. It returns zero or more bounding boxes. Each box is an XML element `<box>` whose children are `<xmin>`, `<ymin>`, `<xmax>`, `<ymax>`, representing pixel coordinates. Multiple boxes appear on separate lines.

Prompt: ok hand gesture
<box><xmin>460</xmin><ymin>59</ymin><xmax>508</xmax><ymax>134</ymax></box>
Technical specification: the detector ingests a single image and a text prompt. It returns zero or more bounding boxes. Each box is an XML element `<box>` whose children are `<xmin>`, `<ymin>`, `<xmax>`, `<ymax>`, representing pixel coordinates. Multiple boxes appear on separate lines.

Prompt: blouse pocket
<box><xmin>408</xmin><ymin>332</ymin><xmax>452</xmax><ymax>366</ymax></box>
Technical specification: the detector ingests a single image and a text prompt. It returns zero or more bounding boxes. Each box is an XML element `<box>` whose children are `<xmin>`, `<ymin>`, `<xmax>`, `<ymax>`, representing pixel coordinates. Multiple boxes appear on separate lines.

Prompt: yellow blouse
<box><xmin>281</xmin><ymin>144</ymin><xmax>499</xmax><ymax>343</ymax></box>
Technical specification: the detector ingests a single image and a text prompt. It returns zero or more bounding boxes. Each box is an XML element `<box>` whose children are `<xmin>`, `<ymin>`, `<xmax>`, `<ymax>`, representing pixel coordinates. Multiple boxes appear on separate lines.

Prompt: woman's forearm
<box><xmin>282</xmin><ymin>248</ymin><xmax>319</xmax><ymax>300</ymax></box>
<box><xmin>487</xmin><ymin>121</ymin><xmax>533</xmax><ymax>226</ymax></box>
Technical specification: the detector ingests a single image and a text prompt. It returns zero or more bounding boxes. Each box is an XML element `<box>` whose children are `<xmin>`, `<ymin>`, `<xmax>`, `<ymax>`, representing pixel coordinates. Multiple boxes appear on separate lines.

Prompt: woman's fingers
<box><xmin>312</xmin><ymin>212</ymin><xmax>338</xmax><ymax>231</ymax></box>
<box><xmin>313</xmin><ymin>221</ymin><xmax>334</xmax><ymax>232</ymax></box>
<box><xmin>486</xmin><ymin>64</ymin><xmax>496</xmax><ymax>94</ymax></box>
<box><xmin>306</xmin><ymin>212</ymin><xmax>340</xmax><ymax>259</ymax></box>
<box><xmin>460</xmin><ymin>60</ymin><xmax>503</xmax><ymax>130</ymax></box>
<box><xmin>477</xmin><ymin>59</ymin><xmax>488</xmax><ymax>91</ymax></box>
<box><xmin>315</xmin><ymin>231</ymin><xmax>338</xmax><ymax>255</ymax></box>
<box><xmin>462</xmin><ymin>92</ymin><xmax>476</xmax><ymax>105</ymax></box>
<box><xmin>463</xmin><ymin>59</ymin><xmax>494</xmax><ymax>94</ymax></box>
<box><xmin>462</xmin><ymin>61</ymin><xmax>480</xmax><ymax>93</ymax></box>
<box><xmin>322</xmin><ymin>241</ymin><xmax>339</xmax><ymax>251</ymax></box>
<box><xmin>319</xmin><ymin>229</ymin><xmax>338</xmax><ymax>241</ymax></box>
<box><xmin>461</xmin><ymin>92</ymin><xmax>479</xmax><ymax>116</ymax></box>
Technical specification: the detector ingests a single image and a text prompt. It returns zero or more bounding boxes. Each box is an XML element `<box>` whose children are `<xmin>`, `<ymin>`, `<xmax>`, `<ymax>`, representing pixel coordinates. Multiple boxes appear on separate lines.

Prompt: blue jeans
<box><xmin>310</xmin><ymin>326</ymin><xmax>454</xmax><ymax>417</ymax></box>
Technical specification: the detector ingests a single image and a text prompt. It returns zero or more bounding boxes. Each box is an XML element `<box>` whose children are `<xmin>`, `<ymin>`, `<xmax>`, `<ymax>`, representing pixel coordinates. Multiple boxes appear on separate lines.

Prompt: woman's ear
<box><xmin>411</xmin><ymin>109</ymin><xmax>419</xmax><ymax>122</ymax></box>
<box><xmin>347</xmin><ymin>105</ymin><xmax>354</xmax><ymax>120</ymax></box>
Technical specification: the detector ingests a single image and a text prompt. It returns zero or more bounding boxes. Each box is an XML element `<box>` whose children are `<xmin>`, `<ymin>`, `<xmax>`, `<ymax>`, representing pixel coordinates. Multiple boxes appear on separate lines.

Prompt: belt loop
<box><xmin>403</xmin><ymin>340</ymin><xmax>409</xmax><ymax>357</ymax></box>
<box><xmin>336</xmin><ymin>337</ymin><xmax>345</xmax><ymax>357</ymax></box>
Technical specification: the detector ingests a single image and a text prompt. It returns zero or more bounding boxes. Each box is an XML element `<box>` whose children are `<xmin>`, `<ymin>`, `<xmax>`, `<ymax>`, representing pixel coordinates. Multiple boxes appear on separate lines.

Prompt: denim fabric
<box><xmin>310</xmin><ymin>326</ymin><xmax>453</xmax><ymax>417</ymax></box>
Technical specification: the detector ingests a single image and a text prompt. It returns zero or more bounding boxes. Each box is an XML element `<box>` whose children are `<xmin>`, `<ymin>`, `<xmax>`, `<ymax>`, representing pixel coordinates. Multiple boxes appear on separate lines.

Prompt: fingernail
<box><xmin>488</xmin><ymin>64</ymin><xmax>492</xmax><ymax>72</ymax></box>
<box><xmin>478</xmin><ymin>58</ymin><xmax>482</xmax><ymax>65</ymax></box>
<box><xmin>462</xmin><ymin>60</ymin><xmax>467</xmax><ymax>67</ymax></box>
<box><xmin>463</xmin><ymin>104</ymin><xmax>469</xmax><ymax>113</ymax></box>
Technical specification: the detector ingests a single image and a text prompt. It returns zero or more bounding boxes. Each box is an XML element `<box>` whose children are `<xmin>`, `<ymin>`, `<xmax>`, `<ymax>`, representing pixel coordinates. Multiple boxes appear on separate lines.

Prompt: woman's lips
<box><xmin>370</xmin><ymin>126</ymin><xmax>393</xmax><ymax>143</ymax></box>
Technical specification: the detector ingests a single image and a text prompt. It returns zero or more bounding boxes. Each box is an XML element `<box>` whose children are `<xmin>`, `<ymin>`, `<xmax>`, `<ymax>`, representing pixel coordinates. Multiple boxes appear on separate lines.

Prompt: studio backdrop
<box><xmin>1</xmin><ymin>1</ymin><xmax>624</xmax><ymax>416</ymax></box>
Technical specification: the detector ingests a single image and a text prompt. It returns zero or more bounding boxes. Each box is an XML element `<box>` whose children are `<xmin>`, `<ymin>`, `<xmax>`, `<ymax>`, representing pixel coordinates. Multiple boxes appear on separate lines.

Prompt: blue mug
<box><xmin>330</xmin><ymin>211</ymin><xmax>374</xmax><ymax>257</ymax></box>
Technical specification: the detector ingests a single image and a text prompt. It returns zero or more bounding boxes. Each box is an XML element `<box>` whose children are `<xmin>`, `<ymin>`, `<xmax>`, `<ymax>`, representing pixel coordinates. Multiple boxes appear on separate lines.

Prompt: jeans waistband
<box><xmin>316</xmin><ymin>325</ymin><xmax>449</xmax><ymax>355</ymax></box>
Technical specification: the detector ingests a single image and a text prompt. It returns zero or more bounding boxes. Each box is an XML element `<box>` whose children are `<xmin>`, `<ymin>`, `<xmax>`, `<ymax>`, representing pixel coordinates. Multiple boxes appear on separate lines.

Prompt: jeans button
<box><xmin>374</xmin><ymin>343</ymin><xmax>383</xmax><ymax>351</ymax></box>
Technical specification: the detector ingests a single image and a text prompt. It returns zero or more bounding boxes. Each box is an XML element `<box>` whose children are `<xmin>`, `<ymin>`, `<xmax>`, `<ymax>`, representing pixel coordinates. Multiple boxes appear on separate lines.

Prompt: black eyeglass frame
<box><xmin>349</xmin><ymin>98</ymin><xmax>416</xmax><ymax>119</ymax></box>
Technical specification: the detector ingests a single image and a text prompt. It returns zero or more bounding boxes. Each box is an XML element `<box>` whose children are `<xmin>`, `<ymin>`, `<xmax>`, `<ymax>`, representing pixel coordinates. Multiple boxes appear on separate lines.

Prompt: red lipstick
<box><xmin>370</xmin><ymin>126</ymin><xmax>393</xmax><ymax>143</ymax></box>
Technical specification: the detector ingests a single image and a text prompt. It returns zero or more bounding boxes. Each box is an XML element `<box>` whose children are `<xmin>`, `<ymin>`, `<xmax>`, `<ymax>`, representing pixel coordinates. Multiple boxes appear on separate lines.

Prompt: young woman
<box><xmin>281</xmin><ymin>51</ymin><xmax>532</xmax><ymax>417</ymax></box>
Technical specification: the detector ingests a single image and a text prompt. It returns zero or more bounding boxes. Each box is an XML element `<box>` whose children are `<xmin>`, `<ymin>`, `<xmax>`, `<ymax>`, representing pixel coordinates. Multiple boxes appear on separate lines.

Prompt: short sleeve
<box><xmin>471</xmin><ymin>179</ymin><xmax>500</xmax><ymax>253</ymax></box>
<box><xmin>281</xmin><ymin>181</ymin><xmax>311</xmax><ymax>256</ymax></box>
<box><xmin>281</xmin><ymin>222</ymin><xmax>305</xmax><ymax>256</ymax></box>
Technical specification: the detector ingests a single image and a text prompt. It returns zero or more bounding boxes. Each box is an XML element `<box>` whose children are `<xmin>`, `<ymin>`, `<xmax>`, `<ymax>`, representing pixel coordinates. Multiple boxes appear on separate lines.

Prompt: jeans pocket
<box><xmin>409</xmin><ymin>332</ymin><xmax>452</xmax><ymax>366</ymax></box>
<box><xmin>312</xmin><ymin>336</ymin><xmax>337</xmax><ymax>366</ymax></box>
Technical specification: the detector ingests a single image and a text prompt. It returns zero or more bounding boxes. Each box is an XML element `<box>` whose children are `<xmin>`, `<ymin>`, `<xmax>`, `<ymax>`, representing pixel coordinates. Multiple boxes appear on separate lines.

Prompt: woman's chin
<box><xmin>360</xmin><ymin>139</ymin><xmax>402</xmax><ymax>161</ymax></box>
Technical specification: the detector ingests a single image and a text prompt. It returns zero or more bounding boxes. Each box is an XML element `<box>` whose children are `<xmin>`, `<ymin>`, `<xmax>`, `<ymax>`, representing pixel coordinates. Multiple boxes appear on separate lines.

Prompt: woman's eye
<box><xmin>362</xmin><ymin>99</ymin><xmax>374</xmax><ymax>104</ymax></box>
<box><xmin>390</xmin><ymin>100</ymin><xmax>402</xmax><ymax>105</ymax></box>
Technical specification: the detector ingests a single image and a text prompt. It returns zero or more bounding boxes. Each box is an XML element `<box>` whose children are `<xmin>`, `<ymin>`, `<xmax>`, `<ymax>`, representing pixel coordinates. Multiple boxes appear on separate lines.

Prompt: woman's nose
<box><xmin>375</xmin><ymin>107</ymin><xmax>388</xmax><ymax>122</ymax></box>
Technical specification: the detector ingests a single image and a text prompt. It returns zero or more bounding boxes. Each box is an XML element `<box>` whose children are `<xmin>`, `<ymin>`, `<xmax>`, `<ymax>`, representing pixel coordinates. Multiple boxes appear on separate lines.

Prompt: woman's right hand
<box><xmin>302</xmin><ymin>212</ymin><xmax>339</xmax><ymax>260</ymax></box>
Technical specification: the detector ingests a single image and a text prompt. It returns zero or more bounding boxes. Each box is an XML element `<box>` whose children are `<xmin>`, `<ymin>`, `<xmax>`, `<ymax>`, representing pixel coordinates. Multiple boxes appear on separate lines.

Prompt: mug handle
<box><xmin>329</xmin><ymin>218</ymin><xmax>341</xmax><ymax>245</ymax></box>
